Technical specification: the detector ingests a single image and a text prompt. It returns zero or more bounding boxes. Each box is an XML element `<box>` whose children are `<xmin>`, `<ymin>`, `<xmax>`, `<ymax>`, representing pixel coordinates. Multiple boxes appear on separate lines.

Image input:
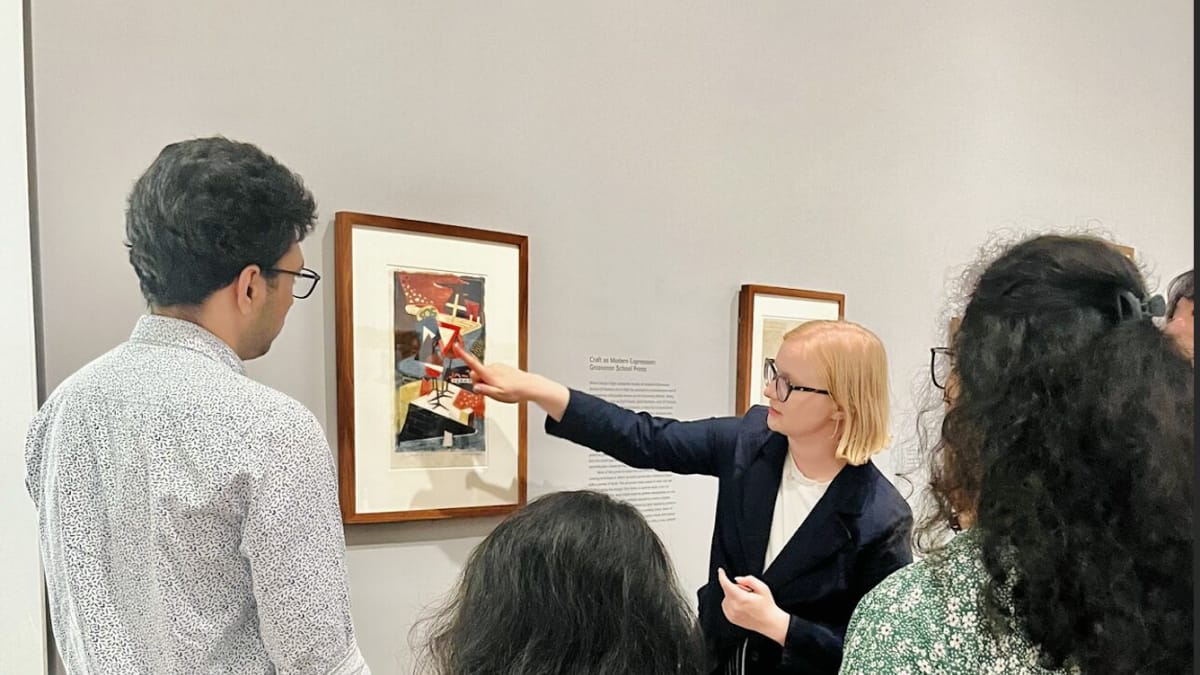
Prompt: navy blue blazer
<box><xmin>545</xmin><ymin>390</ymin><xmax>913</xmax><ymax>674</ymax></box>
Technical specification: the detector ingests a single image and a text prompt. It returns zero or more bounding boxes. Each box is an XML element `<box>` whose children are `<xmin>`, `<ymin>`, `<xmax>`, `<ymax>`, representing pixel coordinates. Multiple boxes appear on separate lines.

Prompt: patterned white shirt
<box><xmin>25</xmin><ymin>315</ymin><xmax>369</xmax><ymax>675</ymax></box>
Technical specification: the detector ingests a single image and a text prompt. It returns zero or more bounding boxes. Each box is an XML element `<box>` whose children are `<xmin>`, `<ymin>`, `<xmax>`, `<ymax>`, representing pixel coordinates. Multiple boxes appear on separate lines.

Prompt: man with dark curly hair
<box><xmin>25</xmin><ymin>137</ymin><xmax>370</xmax><ymax>674</ymax></box>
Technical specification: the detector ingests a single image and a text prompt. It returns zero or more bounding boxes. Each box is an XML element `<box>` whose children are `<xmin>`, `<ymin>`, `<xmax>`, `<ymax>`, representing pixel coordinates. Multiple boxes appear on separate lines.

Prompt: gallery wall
<box><xmin>25</xmin><ymin>2</ymin><xmax>1193</xmax><ymax>672</ymax></box>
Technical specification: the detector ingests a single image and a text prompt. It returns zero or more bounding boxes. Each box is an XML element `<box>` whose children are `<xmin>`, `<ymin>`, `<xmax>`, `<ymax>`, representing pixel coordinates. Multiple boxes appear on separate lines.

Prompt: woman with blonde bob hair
<box><xmin>455</xmin><ymin>320</ymin><xmax>912</xmax><ymax>674</ymax></box>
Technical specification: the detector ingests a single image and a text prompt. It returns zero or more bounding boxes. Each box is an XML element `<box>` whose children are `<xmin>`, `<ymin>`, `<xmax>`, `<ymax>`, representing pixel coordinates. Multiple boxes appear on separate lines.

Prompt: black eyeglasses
<box><xmin>930</xmin><ymin>347</ymin><xmax>955</xmax><ymax>390</ymax></box>
<box><xmin>762</xmin><ymin>358</ymin><xmax>830</xmax><ymax>402</ymax></box>
<box><xmin>267</xmin><ymin>266</ymin><xmax>321</xmax><ymax>299</ymax></box>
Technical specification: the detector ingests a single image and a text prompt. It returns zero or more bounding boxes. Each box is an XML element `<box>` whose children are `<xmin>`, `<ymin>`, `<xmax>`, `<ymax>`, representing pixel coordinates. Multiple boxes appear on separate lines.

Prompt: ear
<box><xmin>831</xmin><ymin>409</ymin><xmax>846</xmax><ymax>420</ymax></box>
<box><xmin>234</xmin><ymin>265</ymin><xmax>263</xmax><ymax>315</ymax></box>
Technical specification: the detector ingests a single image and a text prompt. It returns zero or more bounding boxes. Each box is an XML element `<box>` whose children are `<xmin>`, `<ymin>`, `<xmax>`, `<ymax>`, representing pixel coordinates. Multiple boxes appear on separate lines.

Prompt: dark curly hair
<box><xmin>413</xmin><ymin>490</ymin><xmax>708</xmax><ymax>675</ymax></box>
<box><xmin>919</xmin><ymin>234</ymin><xmax>1193</xmax><ymax>673</ymax></box>
<box><xmin>125</xmin><ymin>136</ymin><xmax>316</xmax><ymax>307</ymax></box>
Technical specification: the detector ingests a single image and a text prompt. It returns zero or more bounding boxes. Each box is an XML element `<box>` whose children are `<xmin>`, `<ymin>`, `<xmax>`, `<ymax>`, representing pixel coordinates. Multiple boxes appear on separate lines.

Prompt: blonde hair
<box><xmin>781</xmin><ymin>320</ymin><xmax>890</xmax><ymax>465</ymax></box>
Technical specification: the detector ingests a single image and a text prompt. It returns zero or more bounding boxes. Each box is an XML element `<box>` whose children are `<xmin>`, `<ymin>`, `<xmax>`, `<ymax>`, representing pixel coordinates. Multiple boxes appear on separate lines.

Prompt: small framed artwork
<box><xmin>334</xmin><ymin>211</ymin><xmax>528</xmax><ymax>523</ymax></box>
<box><xmin>735</xmin><ymin>284</ymin><xmax>845</xmax><ymax>415</ymax></box>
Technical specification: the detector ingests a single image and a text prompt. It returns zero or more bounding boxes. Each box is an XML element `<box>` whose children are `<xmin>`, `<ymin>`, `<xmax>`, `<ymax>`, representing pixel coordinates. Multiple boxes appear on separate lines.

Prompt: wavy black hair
<box><xmin>413</xmin><ymin>490</ymin><xmax>707</xmax><ymax>675</ymax></box>
<box><xmin>125</xmin><ymin>136</ymin><xmax>316</xmax><ymax>307</ymax></box>
<box><xmin>919</xmin><ymin>234</ymin><xmax>1193</xmax><ymax>673</ymax></box>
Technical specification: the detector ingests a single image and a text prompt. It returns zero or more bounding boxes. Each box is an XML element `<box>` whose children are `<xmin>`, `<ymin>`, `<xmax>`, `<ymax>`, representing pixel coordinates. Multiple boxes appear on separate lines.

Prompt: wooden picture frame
<box><xmin>334</xmin><ymin>211</ymin><xmax>528</xmax><ymax>523</ymax></box>
<box><xmin>735</xmin><ymin>284</ymin><xmax>845</xmax><ymax>415</ymax></box>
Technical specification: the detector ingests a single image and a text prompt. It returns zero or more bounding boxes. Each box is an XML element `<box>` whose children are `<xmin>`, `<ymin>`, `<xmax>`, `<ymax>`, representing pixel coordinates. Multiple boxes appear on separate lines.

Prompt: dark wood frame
<box><xmin>334</xmin><ymin>211</ymin><xmax>528</xmax><ymax>524</ymax></box>
<box><xmin>735</xmin><ymin>284</ymin><xmax>845</xmax><ymax>415</ymax></box>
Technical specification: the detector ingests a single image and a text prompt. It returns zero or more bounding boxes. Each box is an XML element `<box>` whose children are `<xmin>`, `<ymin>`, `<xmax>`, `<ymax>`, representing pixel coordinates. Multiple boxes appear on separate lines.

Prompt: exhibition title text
<box><xmin>588</xmin><ymin>356</ymin><xmax>657</xmax><ymax>373</ymax></box>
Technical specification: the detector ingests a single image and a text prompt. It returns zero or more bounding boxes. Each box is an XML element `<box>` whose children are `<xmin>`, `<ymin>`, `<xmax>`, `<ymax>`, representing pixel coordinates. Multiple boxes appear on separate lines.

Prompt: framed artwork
<box><xmin>735</xmin><ymin>284</ymin><xmax>845</xmax><ymax>415</ymax></box>
<box><xmin>334</xmin><ymin>211</ymin><xmax>528</xmax><ymax>523</ymax></box>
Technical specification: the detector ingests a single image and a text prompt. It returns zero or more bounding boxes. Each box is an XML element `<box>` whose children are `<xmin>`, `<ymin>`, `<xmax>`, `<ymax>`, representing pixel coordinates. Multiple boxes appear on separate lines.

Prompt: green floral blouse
<box><xmin>840</xmin><ymin>530</ymin><xmax>1079</xmax><ymax>675</ymax></box>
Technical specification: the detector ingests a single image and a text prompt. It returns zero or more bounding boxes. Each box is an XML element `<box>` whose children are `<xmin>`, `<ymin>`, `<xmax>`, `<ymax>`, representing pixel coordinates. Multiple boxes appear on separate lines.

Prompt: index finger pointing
<box><xmin>453</xmin><ymin>343</ymin><xmax>483</xmax><ymax>369</ymax></box>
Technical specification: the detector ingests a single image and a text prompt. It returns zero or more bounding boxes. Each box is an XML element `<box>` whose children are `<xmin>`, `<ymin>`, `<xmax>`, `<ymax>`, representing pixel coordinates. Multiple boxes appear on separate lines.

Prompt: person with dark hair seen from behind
<box><xmin>841</xmin><ymin>235</ymin><xmax>1193</xmax><ymax>674</ymax></box>
<box><xmin>414</xmin><ymin>490</ymin><xmax>708</xmax><ymax>675</ymax></box>
<box><xmin>25</xmin><ymin>137</ymin><xmax>369</xmax><ymax>674</ymax></box>
<box><xmin>1164</xmin><ymin>268</ymin><xmax>1193</xmax><ymax>361</ymax></box>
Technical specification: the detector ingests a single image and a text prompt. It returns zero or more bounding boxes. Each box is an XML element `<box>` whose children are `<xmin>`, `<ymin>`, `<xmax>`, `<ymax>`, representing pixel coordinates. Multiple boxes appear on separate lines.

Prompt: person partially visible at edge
<box><xmin>413</xmin><ymin>490</ymin><xmax>709</xmax><ymax>675</ymax></box>
<box><xmin>25</xmin><ymin>137</ymin><xmax>370</xmax><ymax>674</ymax></box>
<box><xmin>1164</xmin><ymin>268</ymin><xmax>1193</xmax><ymax>361</ymax></box>
<box><xmin>455</xmin><ymin>320</ymin><xmax>912</xmax><ymax>675</ymax></box>
<box><xmin>841</xmin><ymin>235</ymin><xmax>1193</xmax><ymax>674</ymax></box>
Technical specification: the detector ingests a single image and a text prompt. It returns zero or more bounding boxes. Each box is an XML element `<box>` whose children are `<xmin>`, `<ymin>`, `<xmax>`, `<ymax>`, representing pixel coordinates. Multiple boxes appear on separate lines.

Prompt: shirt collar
<box><xmin>130</xmin><ymin>314</ymin><xmax>246</xmax><ymax>375</ymax></box>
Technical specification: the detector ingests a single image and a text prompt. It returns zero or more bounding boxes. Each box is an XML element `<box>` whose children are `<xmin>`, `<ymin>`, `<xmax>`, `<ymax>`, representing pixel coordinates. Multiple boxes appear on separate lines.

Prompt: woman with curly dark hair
<box><xmin>841</xmin><ymin>235</ymin><xmax>1193</xmax><ymax>674</ymax></box>
<box><xmin>412</xmin><ymin>490</ymin><xmax>708</xmax><ymax>675</ymax></box>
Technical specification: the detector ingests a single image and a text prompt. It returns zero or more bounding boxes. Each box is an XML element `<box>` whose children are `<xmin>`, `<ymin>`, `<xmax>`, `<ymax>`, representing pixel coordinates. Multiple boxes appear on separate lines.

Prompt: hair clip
<box><xmin>1117</xmin><ymin>291</ymin><xmax>1166</xmax><ymax>322</ymax></box>
<box><xmin>1143</xmin><ymin>294</ymin><xmax>1166</xmax><ymax>318</ymax></box>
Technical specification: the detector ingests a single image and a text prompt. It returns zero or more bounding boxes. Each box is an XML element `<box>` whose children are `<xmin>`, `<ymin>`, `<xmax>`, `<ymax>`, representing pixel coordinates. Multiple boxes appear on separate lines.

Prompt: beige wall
<box><xmin>27</xmin><ymin>2</ymin><xmax>1193</xmax><ymax>672</ymax></box>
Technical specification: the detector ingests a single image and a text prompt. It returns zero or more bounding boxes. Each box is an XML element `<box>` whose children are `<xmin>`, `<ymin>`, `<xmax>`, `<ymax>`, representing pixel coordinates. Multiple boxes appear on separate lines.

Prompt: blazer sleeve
<box><xmin>774</xmin><ymin>616</ymin><xmax>846</xmax><ymax>674</ymax></box>
<box><xmin>777</xmin><ymin>498</ymin><xmax>914</xmax><ymax>674</ymax></box>
<box><xmin>543</xmin><ymin>389</ymin><xmax>739</xmax><ymax>477</ymax></box>
<box><xmin>851</xmin><ymin>505</ymin><xmax>914</xmax><ymax>598</ymax></box>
